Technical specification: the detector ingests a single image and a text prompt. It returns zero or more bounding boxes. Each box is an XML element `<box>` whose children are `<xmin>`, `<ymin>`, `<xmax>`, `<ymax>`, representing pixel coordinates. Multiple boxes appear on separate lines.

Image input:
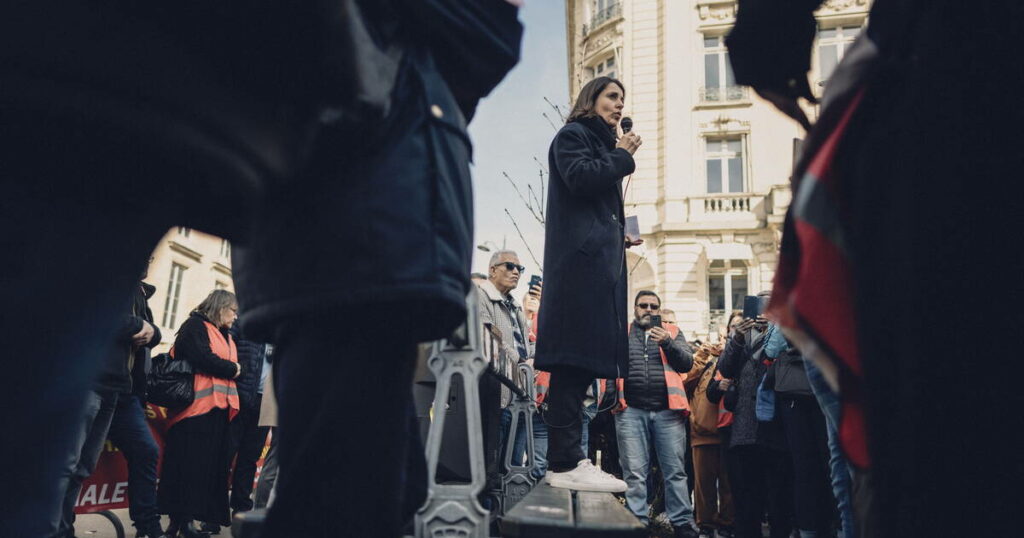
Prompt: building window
<box><xmin>586</xmin><ymin>0</ymin><xmax>621</xmax><ymax>33</ymax></box>
<box><xmin>708</xmin><ymin>260</ymin><xmax>748</xmax><ymax>325</ymax></box>
<box><xmin>162</xmin><ymin>263</ymin><xmax>187</xmax><ymax>329</ymax></box>
<box><xmin>177</xmin><ymin>226</ymin><xmax>190</xmax><ymax>238</ymax></box>
<box><xmin>589</xmin><ymin>56</ymin><xmax>616</xmax><ymax>81</ymax></box>
<box><xmin>817</xmin><ymin>25</ymin><xmax>861</xmax><ymax>82</ymax></box>
<box><xmin>705</xmin><ymin>138</ymin><xmax>745</xmax><ymax>194</ymax></box>
<box><xmin>220</xmin><ymin>238</ymin><xmax>231</xmax><ymax>259</ymax></box>
<box><xmin>701</xmin><ymin>36</ymin><xmax>744</xmax><ymax>102</ymax></box>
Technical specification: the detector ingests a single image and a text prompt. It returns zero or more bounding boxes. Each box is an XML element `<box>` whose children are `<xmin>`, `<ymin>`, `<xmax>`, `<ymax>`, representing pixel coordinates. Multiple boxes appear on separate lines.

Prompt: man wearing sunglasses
<box><xmin>614</xmin><ymin>290</ymin><xmax>699</xmax><ymax>538</ymax></box>
<box><xmin>476</xmin><ymin>251</ymin><xmax>537</xmax><ymax>475</ymax></box>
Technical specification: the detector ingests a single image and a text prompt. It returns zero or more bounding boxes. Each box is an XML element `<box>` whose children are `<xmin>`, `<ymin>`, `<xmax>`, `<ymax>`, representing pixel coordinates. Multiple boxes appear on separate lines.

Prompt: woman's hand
<box><xmin>616</xmin><ymin>131</ymin><xmax>642</xmax><ymax>155</ymax></box>
<box><xmin>625</xmin><ymin>237</ymin><xmax>644</xmax><ymax>248</ymax></box>
<box><xmin>232</xmin><ymin>362</ymin><xmax>241</xmax><ymax>379</ymax></box>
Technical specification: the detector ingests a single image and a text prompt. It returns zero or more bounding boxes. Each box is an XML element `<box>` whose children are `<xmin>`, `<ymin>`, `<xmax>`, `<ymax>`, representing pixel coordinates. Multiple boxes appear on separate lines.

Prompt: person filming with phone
<box><xmin>614</xmin><ymin>291</ymin><xmax>698</xmax><ymax>538</ymax></box>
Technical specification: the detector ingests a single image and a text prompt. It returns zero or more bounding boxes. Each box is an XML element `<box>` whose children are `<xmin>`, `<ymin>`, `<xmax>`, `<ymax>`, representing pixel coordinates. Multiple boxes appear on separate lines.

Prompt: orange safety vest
<box><xmin>167</xmin><ymin>321</ymin><xmax>240</xmax><ymax>429</ymax></box>
<box><xmin>613</xmin><ymin>324</ymin><xmax>690</xmax><ymax>416</ymax></box>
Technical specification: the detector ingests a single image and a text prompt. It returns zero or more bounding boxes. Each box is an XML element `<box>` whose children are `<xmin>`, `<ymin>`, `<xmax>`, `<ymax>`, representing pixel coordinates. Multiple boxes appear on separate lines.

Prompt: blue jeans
<box><xmin>615</xmin><ymin>407</ymin><xmax>695</xmax><ymax>528</ymax></box>
<box><xmin>107</xmin><ymin>395</ymin><xmax>162</xmax><ymax>535</ymax></box>
<box><xmin>804</xmin><ymin>359</ymin><xmax>855</xmax><ymax>538</ymax></box>
<box><xmin>50</xmin><ymin>390</ymin><xmax>118</xmax><ymax>538</ymax></box>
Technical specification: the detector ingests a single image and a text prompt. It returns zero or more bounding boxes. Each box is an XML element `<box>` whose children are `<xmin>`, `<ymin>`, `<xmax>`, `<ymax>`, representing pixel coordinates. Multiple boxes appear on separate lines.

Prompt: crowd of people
<box><xmin>51</xmin><ymin>282</ymin><xmax>280</xmax><ymax>538</ymax></box>
<box><xmin>3</xmin><ymin>0</ymin><xmax>1019</xmax><ymax>537</ymax></box>
<box><xmin>477</xmin><ymin>245</ymin><xmax>850</xmax><ymax>538</ymax></box>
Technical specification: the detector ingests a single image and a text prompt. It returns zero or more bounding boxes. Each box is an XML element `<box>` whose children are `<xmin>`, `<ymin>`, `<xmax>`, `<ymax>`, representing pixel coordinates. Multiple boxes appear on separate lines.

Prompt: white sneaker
<box><xmin>546</xmin><ymin>459</ymin><xmax>627</xmax><ymax>492</ymax></box>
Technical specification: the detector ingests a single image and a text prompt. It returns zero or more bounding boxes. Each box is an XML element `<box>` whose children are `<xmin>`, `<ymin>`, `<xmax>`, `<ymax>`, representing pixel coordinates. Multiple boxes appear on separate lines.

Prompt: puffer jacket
<box><xmin>230</xmin><ymin>322</ymin><xmax>268</xmax><ymax>410</ymax></box>
<box><xmin>622</xmin><ymin>321</ymin><xmax>693</xmax><ymax>411</ymax></box>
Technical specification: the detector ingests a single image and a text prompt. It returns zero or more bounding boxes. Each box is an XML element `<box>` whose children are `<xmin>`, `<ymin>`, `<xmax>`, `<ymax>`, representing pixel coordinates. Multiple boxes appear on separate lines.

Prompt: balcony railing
<box><xmin>699</xmin><ymin>85</ymin><xmax>749</xmax><ymax>103</ymax></box>
<box><xmin>582</xmin><ymin>2</ymin><xmax>622</xmax><ymax>36</ymax></box>
<box><xmin>704</xmin><ymin>194</ymin><xmax>752</xmax><ymax>213</ymax></box>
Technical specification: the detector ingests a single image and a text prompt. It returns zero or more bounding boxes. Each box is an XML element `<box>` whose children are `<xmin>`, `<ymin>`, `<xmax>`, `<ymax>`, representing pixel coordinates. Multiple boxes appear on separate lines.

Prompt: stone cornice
<box><xmin>167</xmin><ymin>240</ymin><xmax>202</xmax><ymax>263</ymax></box>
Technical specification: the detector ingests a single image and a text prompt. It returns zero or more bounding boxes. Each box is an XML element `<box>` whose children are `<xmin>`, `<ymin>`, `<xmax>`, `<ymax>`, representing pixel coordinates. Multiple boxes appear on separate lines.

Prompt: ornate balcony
<box><xmin>698</xmin><ymin>85</ymin><xmax>750</xmax><ymax>104</ymax></box>
<box><xmin>582</xmin><ymin>2</ymin><xmax>622</xmax><ymax>37</ymax></box>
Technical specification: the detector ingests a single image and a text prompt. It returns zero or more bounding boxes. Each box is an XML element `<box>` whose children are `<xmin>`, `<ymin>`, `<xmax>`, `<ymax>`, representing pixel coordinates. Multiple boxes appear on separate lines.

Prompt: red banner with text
<box><xmin>75</xmin><ymin>403</ymin><xmax>269</xmax><ymax>514</ymax></box>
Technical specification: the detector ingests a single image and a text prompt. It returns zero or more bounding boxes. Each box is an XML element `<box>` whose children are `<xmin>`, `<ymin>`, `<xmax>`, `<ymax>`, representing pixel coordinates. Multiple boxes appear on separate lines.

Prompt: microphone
<box><xmin>620</xmin><ymin>116</ymin><xmax>633</xmax><ymax>134</ymax></box>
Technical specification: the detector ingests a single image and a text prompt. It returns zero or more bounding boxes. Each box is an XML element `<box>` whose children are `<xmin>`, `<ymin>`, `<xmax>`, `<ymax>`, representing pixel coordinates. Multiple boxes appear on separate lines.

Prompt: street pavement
<box><xmin>74</xmin><ymin>509</ymin><xmax>231</xmax><ymax>538</ymax></box>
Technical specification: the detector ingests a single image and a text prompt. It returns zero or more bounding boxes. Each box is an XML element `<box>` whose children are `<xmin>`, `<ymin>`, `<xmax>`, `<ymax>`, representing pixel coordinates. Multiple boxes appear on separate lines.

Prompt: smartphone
<box><xmin>528</xmin><ymin>275</ymin><xmax>542</xmax><ymax>290</ymax></box>
<box><xmin>649</xmin><ymin>314</ymin><xmax>662</xmax><ymax>328</ymax></box>
<box><xmin>624</xmin><ymin>215</ymin><xmax>640</xmax><ymax>242</ymax></box>
<box><xmin>742</xmin><ymin>296</ymin><xmax>761</xmax><ymax>319</ymax></box>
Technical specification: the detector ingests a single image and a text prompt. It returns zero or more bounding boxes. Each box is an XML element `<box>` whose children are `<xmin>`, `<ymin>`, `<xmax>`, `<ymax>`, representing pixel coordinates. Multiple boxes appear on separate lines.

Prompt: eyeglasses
<box><xmin>636</xmin><ymin>303</ymin><xmax>660</xmax><ymax>310</ymax></box>
<box><xmin>493</xmin><ymin>262</ymin><xmax>525</xmax><ymax>273</ymax></box>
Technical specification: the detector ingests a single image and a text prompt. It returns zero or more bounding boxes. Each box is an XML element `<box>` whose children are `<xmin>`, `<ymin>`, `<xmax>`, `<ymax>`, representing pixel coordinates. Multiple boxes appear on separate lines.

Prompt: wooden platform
<box><xmin>500</xmin><ymin>483</ymin><xmax>645</xmax><ymax>538</ymax></box>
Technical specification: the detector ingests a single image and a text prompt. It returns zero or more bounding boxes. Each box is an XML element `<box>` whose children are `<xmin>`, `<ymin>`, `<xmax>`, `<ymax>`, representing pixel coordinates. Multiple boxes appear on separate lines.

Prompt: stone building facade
<box><xmin>146</xmin><ymin>227</ymin><xmax>234</xmax><ymax>352</ymax></box>
<box><xmin>565</xmin><ymin>0</ymin><xmax>870</xmax><ymax>339</ymax></box>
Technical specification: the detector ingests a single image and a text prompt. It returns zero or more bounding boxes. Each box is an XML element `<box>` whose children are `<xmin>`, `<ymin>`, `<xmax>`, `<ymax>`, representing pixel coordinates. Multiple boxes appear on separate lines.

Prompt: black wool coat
<box><xmin>535</xmin><ymin>116</ymin><xmax>636</xmax><ymax>379</ymax></box>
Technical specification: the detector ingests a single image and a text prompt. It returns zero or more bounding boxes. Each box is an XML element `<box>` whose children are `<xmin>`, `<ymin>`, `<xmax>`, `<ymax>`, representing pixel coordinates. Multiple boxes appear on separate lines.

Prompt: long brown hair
<box><xmin>566</xmin><ymin>76</ymin><xmax>625</xmax><ymax>123</ymax></box>
<box><xmin>192</xmin><ymin>289</ymin><xmax>237</xmax><ymax>327</ymax></box>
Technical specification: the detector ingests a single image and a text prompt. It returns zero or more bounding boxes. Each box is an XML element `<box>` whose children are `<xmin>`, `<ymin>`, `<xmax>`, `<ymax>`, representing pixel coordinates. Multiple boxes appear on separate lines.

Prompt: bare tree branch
<box><xmin>543</xmin><ymin>96</ymin><xmax>568</xmax><ymax>123</ymax></box>
<box><xmin>505</xmin><ymin>208</ymin><xmax>542</xmax><ymax>272</ymax></box>
<box><xmin>541</xmin><ymin>111</ymin><xmax>560</xmax><ymax>132</ymax></box>
<box><xmin>503</xmin><ymin>171</ymin><xmax>545</xmax><ymax>225</ymax></box>
<box><xmin>527</xmin><ymin>184</ymin><xmax>544</xmax><ymax>225</ymax></box>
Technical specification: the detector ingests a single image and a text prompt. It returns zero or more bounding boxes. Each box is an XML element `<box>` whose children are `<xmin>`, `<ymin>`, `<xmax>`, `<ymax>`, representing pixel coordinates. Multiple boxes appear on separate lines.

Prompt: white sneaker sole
<box><xmin>546</xmin><ymin>475</ymin><xmax>627</xmax><ymax>493</ymax></box>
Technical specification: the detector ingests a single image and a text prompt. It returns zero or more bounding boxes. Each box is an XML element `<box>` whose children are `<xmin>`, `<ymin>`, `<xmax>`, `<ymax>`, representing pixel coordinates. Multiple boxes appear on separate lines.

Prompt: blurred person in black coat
<box><xmin>727</xmin><ymin>1</ymin><xmax>1024</xmax><ymax>536</ymax></box>
<box><xmin>0</xmin><ymin>1</ymin><xmax>520</xmax><ymax>536</ymax></box>
<box><xmin>231</xmin><ymin>1</ymin><xmax>523</xmax><ymax>535</ymax></box>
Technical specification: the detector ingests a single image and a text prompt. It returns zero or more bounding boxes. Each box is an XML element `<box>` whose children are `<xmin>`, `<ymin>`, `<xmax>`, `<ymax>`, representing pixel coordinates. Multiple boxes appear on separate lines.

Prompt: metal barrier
<box><xmin>415</xmin><ymin>289</ymin><xmax>540</xmax><ymax>537</ymax></box>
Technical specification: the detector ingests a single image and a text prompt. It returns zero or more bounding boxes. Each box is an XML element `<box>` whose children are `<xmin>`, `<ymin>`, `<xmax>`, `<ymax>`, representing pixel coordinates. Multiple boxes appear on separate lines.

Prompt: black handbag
<box><xmin>147</xmin><ymin>352</ymin><xmax>195</xmax><ymax>409</ymax></box>
<box><xmin>773</xmin><ymin>348</ymin><xmax>814</xmax><ymax>398</ymax></box>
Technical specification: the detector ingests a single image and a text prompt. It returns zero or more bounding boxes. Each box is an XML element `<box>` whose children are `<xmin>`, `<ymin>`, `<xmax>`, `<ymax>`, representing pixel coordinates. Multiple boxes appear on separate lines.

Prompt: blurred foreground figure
<box><xmin>727</xmin><ymin>1</ymin><xmax>1023</xmax><ymax>536</ymax></box>
<box><xmin>0</xmin><ymin>1</ymin><xmax>521</xmax><ymax>536</ymax></box>
<box><xmin>232</xmin><ymin>1</ymin><xmax>523</xmax><ymax>536</ymax></box>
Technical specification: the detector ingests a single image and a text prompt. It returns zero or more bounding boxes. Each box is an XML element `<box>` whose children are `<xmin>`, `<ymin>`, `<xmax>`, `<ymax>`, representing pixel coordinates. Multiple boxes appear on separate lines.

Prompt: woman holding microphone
<box><xmin>534</xmin><ymin>76</ymin><xmax>642</xmax><ymax>492</ymax></box>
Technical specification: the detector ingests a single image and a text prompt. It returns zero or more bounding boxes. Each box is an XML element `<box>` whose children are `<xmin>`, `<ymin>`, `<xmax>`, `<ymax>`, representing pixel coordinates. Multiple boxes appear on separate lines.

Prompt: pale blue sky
<box><xmin>468</xmin><ymin>1</ymin><xmax>568</xmax><ymax>282</ymax></box>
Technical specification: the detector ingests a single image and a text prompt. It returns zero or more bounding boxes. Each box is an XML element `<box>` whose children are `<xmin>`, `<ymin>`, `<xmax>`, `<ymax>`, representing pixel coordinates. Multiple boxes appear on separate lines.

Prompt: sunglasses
<box><xmin>493</xmin><ymin>262</ymin><xmax>526</xmax><ymax>273</ymax></box>
<box><xmin>636</xmin><ymin>303</ymin><xmax>660</xmax><ymax>310</ymax></box>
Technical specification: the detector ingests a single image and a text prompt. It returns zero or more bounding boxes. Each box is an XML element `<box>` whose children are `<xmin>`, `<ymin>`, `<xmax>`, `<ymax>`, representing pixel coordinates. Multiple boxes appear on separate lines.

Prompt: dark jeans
<box><xmin>777</xmin><ymin>396</ymin><xmax>834</xmax><ymax>535</ymax></box>
<box><xmin>107</xmin><ymin>395</ymin><xmax>162</xmax><ymax>535</ymax></box>
<box><xmin>727</xmin><ymin>444</ymin><xmax>793</xmax><ymax>538</ymax></box>
<box><xmin>228</xmin><ymin>402</ymin><xmax>271</xmax><ymax>513</ymax></box>
<box><xmin>51</xmin><ymin>390</ymin><xmax>119</xmax><ymax>538</ymax></box>
<box><xmin>542</xmin><ymin>366</ymin><xmax>595</xmax><ymax>472</ymax></box>
<box><xmin>261</xmin><ymin>317</ymin><xmax>424</xmax><ymax>537</ymax></box>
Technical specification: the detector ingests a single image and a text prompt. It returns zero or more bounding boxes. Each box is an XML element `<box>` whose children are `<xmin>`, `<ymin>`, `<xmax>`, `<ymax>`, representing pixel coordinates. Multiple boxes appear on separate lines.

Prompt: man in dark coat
<box><xmin>535</xmin><ymin>76</ymin><xmax>642</xmax><ymax>492</ymax></box>
<box><xmin>215</xmin><ymin>322</ymin><xmax>270</xmax><ymax>530</ymax></box>
<box><xmin>106</xmin><ymin>277</ymin><xmax>167</xmax><ymax>538</ymax></box>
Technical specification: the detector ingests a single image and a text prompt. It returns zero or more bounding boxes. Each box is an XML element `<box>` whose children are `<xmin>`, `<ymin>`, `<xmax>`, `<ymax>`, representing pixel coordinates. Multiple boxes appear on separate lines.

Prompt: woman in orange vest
<box><xmin>158</xmin><ymin>290</ymin><xmax>242</xmax><ymax>538</ymax></box>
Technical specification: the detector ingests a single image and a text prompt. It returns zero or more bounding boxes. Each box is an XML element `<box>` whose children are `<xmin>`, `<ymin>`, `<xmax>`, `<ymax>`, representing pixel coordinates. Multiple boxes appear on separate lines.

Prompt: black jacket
<box><xmin>230</xmin><ymin>323</ymin><xmax>268</xmax><ymax>410</ymax></box>
<box><xmin>535</xmin><ymin>116</ymin><xmax>636</xmax><ymax>378</ymax></box>
<box><xmin>95</xmin><ymin>281</ymin><xmax>162</xmax><ymax>394</ymax></box>
<box><xmin>623</xmin><ymin>322</ymin><xmax>693</xmax><ymax>411</ymax></box>
<box><xmin>174</xmin><ymin>313</ymin><xmax>239</xmax><ymax>380</ymax></box>
<box><xmin>233</xmin><ymin>0</ymin><xmax>522</xmax><ymax>343</ymax></box>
